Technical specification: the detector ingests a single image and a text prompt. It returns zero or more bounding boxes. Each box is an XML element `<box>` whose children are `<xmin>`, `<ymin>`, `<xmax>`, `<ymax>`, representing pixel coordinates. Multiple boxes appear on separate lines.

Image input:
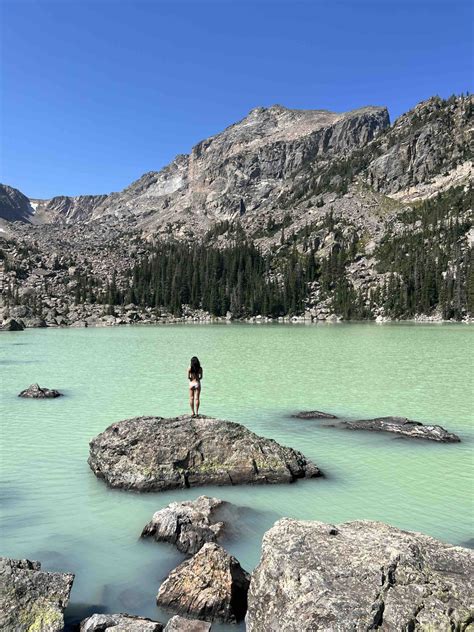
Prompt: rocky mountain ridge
<box><xmin>0</xmin><ymin>94</ymin><xmax>472</xmax><ymax>323</ymax></box>
<box><xmin>1</xmin><ymin>103</ymin><xmax>391</xmax><ymax>229</ymax></box>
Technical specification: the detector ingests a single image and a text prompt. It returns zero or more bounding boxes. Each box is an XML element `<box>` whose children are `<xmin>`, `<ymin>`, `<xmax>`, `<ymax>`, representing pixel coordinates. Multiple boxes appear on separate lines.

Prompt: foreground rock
<box><xmin>88</xmin><ymin>415</ymin><xmax>320</xmax><ymax>491</ymax></box>
<box><xmin>292</xmin><ymin>410</ymin><xmax>338</xmax><ymax>419</ymax></box>
<box><xmin>18</xmin><ymin>383</ymin><xmax>62</xmax><ymax>398</ymax></box>
<box><xmin>342</xmin><ymin>416</ymin><xmax>461</xmax><ymax>442</ymax></box>
<box><xmin>80</xmin><ymin>613</ymin><xmax>163</xmax><ymax>631</ymax></box>
<box><xmin>157</xmin><ymin>543</ymin><xmax>250</xmax><ymax>623</ymax></box>
<box><xmin>0</xmin><ymin>557</ymin><xmax>74</xmax><ymax>632</ymax></box>
<box><xmin>164</xmin><ymin>616</ymin><xmax>211</xmax><ymax>631</ymax></box>
<box><xmin>246</xmin><ymin>518</ymin><xmax>474</xmax><ymax>631</ymax></box>
<box><xmin>141</xmin><ymin>496</ymin><xmax>225</xmax><ymax>554</ymax></box>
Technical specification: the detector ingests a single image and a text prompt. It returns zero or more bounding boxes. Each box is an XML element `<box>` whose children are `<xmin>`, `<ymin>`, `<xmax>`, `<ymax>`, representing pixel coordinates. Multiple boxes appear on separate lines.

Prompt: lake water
<box><xmin>1</xmin><ymin>323</ymin><xmax>473</xmax><ymax>630</ymax></box>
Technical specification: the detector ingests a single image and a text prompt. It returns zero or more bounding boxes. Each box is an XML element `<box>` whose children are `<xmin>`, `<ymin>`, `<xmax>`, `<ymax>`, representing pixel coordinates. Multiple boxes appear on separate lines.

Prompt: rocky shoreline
<box><xmin>2</xmin><ymin>302</ymin><xmax>472</xmax><ymax>330</ymax></box>
<box><xmin>0</xmin><ymin>300</ymin><xmax>346</xmax><ymax>329</ymax></box>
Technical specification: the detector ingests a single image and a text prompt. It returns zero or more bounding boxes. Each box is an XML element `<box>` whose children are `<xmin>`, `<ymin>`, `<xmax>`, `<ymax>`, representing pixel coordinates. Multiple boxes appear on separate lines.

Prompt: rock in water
<box><xmin>157</xmin><ymin>543</ymin><xmax>250</xmax><ymax>623</ymax></box>
<box><xmin>80</xmin><ymin>613</ymin><xmax>163</xmax><ymax>631</ymax></box>
<box><xmin>88</xmin><ymin>415</ymin><xmax>320</xmax><ymax>491</ymax></box>
<box><xmin>246</xmin><ymin>519</ymin><xmax>474</xmax><ymax>632</ymax></box>
<box><xmin>164</xmin><ymin>616</ymin><xmax>211</xmax><ymax>631</ymax></box>
<box><xmin>342</xmin><ymin>416</ymin><xmax>461</xmax><ymax>442</ymax></box>
<box><xmin>141</xmin><ymin>496</ymin><xmax>225</xmax><ymax>554</ymax></box>
<box><xmin>0</xmin><ymin>557</ymin><xmax>74</xmax><ymax>632</ymax></box>
<box><xmin>18</xmin><ymin>383</ymin><xmax>62</xmax><ymax>398</ymax></box>
<box><xmin>292</xmin><ymin>410</ymin><xmax>338</xmax><ymax>419</ymax></box>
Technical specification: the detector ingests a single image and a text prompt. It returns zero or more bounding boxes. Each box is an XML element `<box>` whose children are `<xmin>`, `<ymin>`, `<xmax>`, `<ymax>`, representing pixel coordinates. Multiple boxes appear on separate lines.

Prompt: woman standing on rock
<box><xmin>188</xmin><ymin>356</ymin><xmax>203</xmax><ymax>417</ymax></box>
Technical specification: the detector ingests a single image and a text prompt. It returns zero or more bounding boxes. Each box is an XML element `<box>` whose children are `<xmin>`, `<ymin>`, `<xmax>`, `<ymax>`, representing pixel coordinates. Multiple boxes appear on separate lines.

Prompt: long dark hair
<box><xmin>190</xmin><ymin>356</ymin><xmax>201</xmax><ymax>377</ymax></box>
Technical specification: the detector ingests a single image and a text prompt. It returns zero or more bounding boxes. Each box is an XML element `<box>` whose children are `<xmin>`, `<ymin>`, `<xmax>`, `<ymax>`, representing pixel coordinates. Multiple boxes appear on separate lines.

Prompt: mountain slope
<box><xmin>0</xmin><ymin>94</ymin><xmax>472</xmax><ymax>324</ymax></box>
<box><xmin>0</xmin><ymin>184</ymin><xmax>34</xmax><ymax>223</ymax></box>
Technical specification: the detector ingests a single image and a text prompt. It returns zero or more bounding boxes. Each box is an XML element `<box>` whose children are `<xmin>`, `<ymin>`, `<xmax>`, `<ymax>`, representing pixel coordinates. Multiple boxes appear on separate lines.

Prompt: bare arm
<box><xmin>199</xmin><ymin>367</ymin><xmax>203</xmax><ymax>380</ymax></box>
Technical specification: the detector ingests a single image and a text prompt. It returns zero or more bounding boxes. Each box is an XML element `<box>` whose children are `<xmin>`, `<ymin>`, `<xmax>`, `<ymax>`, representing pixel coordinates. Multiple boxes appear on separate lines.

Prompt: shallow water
<box><xmin>1</xmin><ymin>322</ymin><xmax>473</xmax><ymax>629</ymax></box>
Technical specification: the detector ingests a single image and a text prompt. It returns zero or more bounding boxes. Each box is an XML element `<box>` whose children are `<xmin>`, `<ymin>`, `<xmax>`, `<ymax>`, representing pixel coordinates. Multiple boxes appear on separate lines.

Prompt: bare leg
<box><xmin>189</xmin><ymin>388</ymin><xmax>195</xmax><ymax>416</ymax></box>
<box><xmin>195</xmin><ymin>389</ymin><xmax>201</xmax><ymax>416</ymax></box>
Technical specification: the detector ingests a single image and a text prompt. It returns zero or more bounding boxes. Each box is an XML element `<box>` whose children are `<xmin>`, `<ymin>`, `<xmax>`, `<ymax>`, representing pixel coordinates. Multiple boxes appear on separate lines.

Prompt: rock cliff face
<box><xmin>88</xmin><ymin>105</ymin><xmax>389</xmax><ymax>231</ymax></box>
<box><xmin>88</xmin><ymin>415</ymin><xmax>320</xmax><ymax>491</ymax></box>
<box><xmin>246</xmin><ymin>519</ymin><xmax>474</xmax><ymax>632</ymax></box>
<box><xmin>366</xmin><ymin>96</ymin><xmax>472</xmax><ymax>197</ymax></box>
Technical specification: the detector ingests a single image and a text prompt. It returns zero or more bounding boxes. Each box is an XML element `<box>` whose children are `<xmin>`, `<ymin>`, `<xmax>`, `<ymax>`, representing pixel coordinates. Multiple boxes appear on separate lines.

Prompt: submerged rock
<box><xmin>88</xmin><ymin>415</ymin><xmax>320</xmax><ymax>491</ymax></box>
<box><xmin>164</xmin><ymin>615</ymin><xmax>211</xmax><ymax>631</ymax></box>
<box><xmin>292</xmin><ymin>410</ymin><xmax>338</xmax><ymax>419</ymax></box>
<box><xmin>141</xmin><ymin>496</ymin><xmax>225</xmax><ymax>554</ymax></box>
<box><xmin>18</xmin><ymin>383</ymin><xmax>62</xmax><ymax>398</ymax></box>
<box><xmin>80</xmin><ymin>613</ymin><xmax>163</xmax><ymax>631</ymax></box>
<box><xmin>1</xmin><ymin>317</ymin><xmax>24</xmax><ymax>331</ymax></box>
<box><xmin>0</xmin><ymin>557</ymin><xmax>74</xmax><ymax>632</ymax></box>
<box><xmin>246</xmin><ymin>518</ymin><xmax>474</xmax><ymax>632</ymax></box>
<box><xmin>157</xmin><ymin>543</ymin><xmax>250</xmax><ymax>623</ymax></box>
<box><xmin>342</xmin><ymin>416</ymin><xmax>461</xmax><ymax>442</ymax></box>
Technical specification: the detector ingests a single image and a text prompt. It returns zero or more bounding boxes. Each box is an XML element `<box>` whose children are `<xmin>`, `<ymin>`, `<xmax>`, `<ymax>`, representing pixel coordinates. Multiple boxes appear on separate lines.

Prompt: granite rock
<box><xmin>141</xmin><ymin>496</ymin><xmax>225</xmax><ymax>554</ymax></box>
<box><xmin>0</xmin><ymin>557</ymin><xmax>74</xmax><ymax>632</ymax></box>
<box><xmin>246</xmin><ymin>518</ymin><xmax>474</xmax><ymax>631</ymax></box>
<box><xmin>18</xmin><ymin>383</ymin><xmax>62</xmax><ymax>399</ymax></box>
<box><xmin>80</xmin><ymin>613</ymin><xmax>163</xmax><ymax>632</ymax></box>
<box><xmin>342</xmin><ymin>416</ymin><xmax>461</xmax><ymax>442</ymax></box>
<box><xmin>163</xmin><ymin>615</ymin><xmax>211</xmax><ymax>631</ymax></box>
<box><xmin>88</xmin><ymin>415</ymin><xmax>321</xmax><ymax>491</ymax></box>
<box><xmin>157</xmin><ymin>543</ymin><xmax>249</xmax><ymax>623</ymax></box>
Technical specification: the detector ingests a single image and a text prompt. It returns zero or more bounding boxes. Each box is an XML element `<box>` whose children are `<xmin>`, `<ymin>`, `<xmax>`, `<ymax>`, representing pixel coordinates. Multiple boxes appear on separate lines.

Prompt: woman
<box><xmin>188</xmin><ymin>356</ymin><xmax>203</xmax><ymax>417</ymax></box>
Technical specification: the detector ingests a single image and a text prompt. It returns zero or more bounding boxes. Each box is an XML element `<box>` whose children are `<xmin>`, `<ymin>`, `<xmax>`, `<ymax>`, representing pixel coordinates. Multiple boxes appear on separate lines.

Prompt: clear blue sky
<box><xmin>1</xmin><ymin>0</ymin><xmax>472</xmax><ymax>199</ymax></box>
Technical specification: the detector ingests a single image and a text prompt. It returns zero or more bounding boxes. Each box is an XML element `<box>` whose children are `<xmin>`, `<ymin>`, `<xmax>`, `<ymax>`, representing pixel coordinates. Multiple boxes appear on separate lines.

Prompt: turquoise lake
<box><xmin>1</xmin><ymin>323</ymin><xmax>473</xmax><ymax>630</ymax></box>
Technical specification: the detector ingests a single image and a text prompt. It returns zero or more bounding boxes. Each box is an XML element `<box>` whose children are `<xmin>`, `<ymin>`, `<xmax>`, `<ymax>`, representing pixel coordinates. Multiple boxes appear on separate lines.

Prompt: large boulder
<box><xmin>246</xmin><ymin>518</ymin><xmax>474</xmax><ymax>631</ymax></box>
<box><xmin>0</xmin><ymin>557</ymin><xmax>74</xmax><ymax>632</ymax></box>
<box><xmin>18</xmin><ymin>384</ymin><xmax>62</xmax><ymax>399</ymax></box>
<box><xmin>80</xmin><ymin>613</ymin><xmax>163</xmax><ymax>631</ymax></box>
<box><xmin>157</xmin><ymin>543</ymin><xmax>250</xmax><ymax>623</ymax></box>
<box><xmin>88</xmin><ymin>415</ymin><xmax>320</xmax><ymax>491</ymax></box>
<box><xmin>163</xmin><ymin>615</ymin><xmax>211</xmax><ymax>631</ymax></box>
<box><xmin>1</xmin><ymin>318</ymin><xmax>24</xmax><ymax>331</ymax></box>
<box><xmin>141</xmin><ymin>496</ymin><xmax>225</xmax><ymax>554</ymax></box>
<box><xmin>341</xmin><ymin>416</ymin><xmax>460</xmax><ymax>442</ymax></box>
<box><xmin>23</xmin><ymin>316</ymin><xmax>48</xmax><ymax>328</ymax></box>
